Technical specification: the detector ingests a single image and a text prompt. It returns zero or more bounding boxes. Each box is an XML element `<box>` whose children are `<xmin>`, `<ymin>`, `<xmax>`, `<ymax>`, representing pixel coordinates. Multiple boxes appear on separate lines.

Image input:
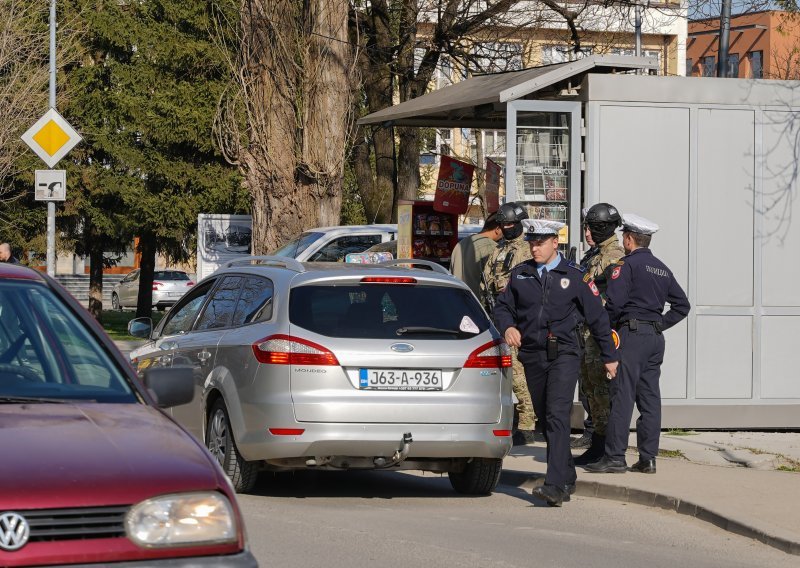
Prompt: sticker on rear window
<box><xmin>459</xmin><ymin>316</ymin><xmax>480</xmax><ymax>334</ymax></box>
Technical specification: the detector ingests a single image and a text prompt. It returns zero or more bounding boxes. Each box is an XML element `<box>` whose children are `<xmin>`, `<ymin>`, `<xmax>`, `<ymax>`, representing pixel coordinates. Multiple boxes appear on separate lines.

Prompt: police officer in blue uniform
<box><xmin>493</xmin><ymin>219</ymin><xmax>618</xmax><ymax>506</ymax></box>
<box><xmin>585</xmin><ymin>214</ymin><xmax>691</xmax><ymax>475</ymax></box>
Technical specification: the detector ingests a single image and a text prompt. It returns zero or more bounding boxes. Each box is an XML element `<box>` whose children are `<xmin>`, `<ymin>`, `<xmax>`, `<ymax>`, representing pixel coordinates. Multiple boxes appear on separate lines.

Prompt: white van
<box><xmin>270</xmin><ymin>224</ymin><xmax>398</xmax><ymax>262</ymax></box>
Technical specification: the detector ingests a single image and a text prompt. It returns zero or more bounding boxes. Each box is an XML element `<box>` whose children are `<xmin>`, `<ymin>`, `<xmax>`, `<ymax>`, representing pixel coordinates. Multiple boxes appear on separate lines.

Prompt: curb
<box><xmin>499</xmin><ymin>469</ymin><xmax>800</xmax><ymax>556</ymax></box>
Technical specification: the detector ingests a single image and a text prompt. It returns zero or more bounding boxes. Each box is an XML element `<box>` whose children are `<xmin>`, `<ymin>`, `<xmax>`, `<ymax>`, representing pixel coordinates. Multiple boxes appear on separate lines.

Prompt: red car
<box><xmin>0</xmin><ymin>264</ymin><xmax>257</xmax><ymax>567</ymax></box>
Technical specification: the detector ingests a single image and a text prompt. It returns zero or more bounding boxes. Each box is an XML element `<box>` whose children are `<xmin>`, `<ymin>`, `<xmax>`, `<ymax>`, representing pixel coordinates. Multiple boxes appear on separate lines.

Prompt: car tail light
<box><xmin>152</xmin><ymin>281</ymin><xmax>163</xmax><ymax>290</ymax></box>
<box><xmin>187</xmin><ymin>281</ymin><xmax>195</xmax><ymax>286</ymax></box>
<box><xmin>493</xmin><ymin>429</ymin><xmax>512</xmax><ymax>437</ymax></box>
<box><xmin>464</xmin><ymin>339</ymin><xmax>512</xmax><ymax>368</ymax></box>
<box><xmin>269</xmin><ymin>428</ymin><xmax>305</xmax><ymax>436</ymax></box>
<box><xmin>360</xmin><ymin>277</ymin><xmax>417</xmax><ymax>284</ymax></box>
<box><xmin>252</xmin><ymin>334</ymin><xmax>339</xmax><ymax>366</ymax></box>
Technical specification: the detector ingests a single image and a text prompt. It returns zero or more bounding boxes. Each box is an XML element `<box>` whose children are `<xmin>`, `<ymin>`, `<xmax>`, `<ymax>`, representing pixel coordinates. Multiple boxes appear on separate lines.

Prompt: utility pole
<box><xmin>717</xmin><ymin>0</ymin><xmax>732</xmax><ymax>77</ymax></box>
<box><xmin>635</xmin><ymin>0</ymin><xmax>643</xmax><ymax>74</ymax></box>
<box><xmin>47</xmin><ymin>0</ymin><xmax>56</xmax><ymax>276</ymax></box>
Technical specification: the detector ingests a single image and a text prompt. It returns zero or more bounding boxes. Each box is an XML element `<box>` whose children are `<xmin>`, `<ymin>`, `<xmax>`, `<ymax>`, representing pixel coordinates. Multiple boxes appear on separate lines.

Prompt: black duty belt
<box><xmin>619</xmin><ymin>319</ymin><xmax>662</xmax><ymax>334</ymax></box>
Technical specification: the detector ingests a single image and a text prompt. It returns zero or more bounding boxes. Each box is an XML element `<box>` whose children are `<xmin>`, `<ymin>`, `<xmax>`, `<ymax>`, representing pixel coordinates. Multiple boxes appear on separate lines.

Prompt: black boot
<box><xmin>573</xmin><ymin>434</ymin><xmax>605</xmax><ymax>466</ymax></box>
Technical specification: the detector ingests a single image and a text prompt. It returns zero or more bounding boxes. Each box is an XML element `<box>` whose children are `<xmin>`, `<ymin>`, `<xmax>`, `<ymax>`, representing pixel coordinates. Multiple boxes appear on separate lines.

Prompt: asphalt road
<box><xmin>236</xmin><ymin>470</ymin><xmax>799</xmax><ymax>568</ymax></box>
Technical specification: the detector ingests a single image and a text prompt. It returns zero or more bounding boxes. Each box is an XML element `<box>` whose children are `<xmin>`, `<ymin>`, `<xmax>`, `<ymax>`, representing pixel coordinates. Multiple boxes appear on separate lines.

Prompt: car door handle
<box><xmin>197</xmin><ymin>350</ymin><xmax>212</xmax><ymax>363</ymax></box>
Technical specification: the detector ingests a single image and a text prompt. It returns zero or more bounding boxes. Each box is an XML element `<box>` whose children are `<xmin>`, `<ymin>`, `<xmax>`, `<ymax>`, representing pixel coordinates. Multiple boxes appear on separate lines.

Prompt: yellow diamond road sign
<box><xmin>21</xmin><ymin>109</ymin><xmax>82</xmax><ymax>168</ymax></box>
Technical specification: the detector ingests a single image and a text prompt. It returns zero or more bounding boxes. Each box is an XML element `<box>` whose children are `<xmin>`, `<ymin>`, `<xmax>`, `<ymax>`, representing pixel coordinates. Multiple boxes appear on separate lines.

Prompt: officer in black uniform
<box><xmin>493</xmin><ymin>219</ymin><xmax>618</xmax><ymax>506</ymax></box>
<box><xmin>585</xmin><ymin>214</ymin><xmax>691</xmax><ymax>475</ymax></box>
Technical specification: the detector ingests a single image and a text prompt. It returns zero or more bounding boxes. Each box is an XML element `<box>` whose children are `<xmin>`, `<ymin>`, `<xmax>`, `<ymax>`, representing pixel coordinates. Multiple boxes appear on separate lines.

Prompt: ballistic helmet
<box><xmin>496</xmin><ymin>202</ymin><xmax>528</xmax><ymax>225</ymax></box>
<box><xmin>585</xmin><ymin>203</ymin><xmax>622</xmax><ymax>226</ymax></box>
<box><xmin>496</xmin><ymin>202</ymin><xmax>529</xmax><ymax>240</ymax></box>
<box><xmin>584</xmin><ymin>202</ymin><xmax>622</xmax><ymax>244</ymax></box>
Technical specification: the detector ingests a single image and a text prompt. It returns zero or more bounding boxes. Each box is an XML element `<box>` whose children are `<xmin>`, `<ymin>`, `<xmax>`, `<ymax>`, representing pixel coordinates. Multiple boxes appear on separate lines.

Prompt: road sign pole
<box><xmin>47</xmin><ymin>0</ymin><xmax>56</xmax><ymax>276</ymax></box>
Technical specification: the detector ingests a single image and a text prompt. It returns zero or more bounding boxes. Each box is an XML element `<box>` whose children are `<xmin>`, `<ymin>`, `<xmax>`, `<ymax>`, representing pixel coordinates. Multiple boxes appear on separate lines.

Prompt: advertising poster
<box><xmin>433</xmin><ymin>156</ymin><xmax>474</xmax><ymax>214</ymax></box>
<box><xmin>396</xmin><ymin>203</ymin><xmax>414</xmax><ymax>260</ymax></box>
<box><xmin>484</xmin><ymin>159</ymin><xmax>501</xmax><ymax>213</ymax></box>
<box><xmin>197</xmin><ymin>214</ymin><xmax>253</xmax><ymax>280</ymax></box>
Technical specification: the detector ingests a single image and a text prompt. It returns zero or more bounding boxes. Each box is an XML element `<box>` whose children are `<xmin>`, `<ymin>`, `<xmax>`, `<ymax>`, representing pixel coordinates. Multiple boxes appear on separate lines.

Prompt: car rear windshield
<box><xmin>154</xmin><ymin>271</ymin><xmax>190</xmax><ymax>281</ymax></box>
<box><xmin>289</xmin><ymin>283</ymin><xmax>491</xmax><ymax>339</ymax></box>
<box><xmin>0</xmin><ymin>280</ymin><xmax>137</xmax><ymax>403</ymax></box>
<box><xmin>271</xmin><ymin>231</ymin><xmax>324</xmax><ymax>258</ymax></box>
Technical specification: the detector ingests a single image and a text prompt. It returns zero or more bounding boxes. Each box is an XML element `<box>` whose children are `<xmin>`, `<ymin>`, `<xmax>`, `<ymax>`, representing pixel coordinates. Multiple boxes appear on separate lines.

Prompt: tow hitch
<box><xmin>374</xmin><ymin>432</ymin><xmax>413</xmax><ymax>468</ymax></box>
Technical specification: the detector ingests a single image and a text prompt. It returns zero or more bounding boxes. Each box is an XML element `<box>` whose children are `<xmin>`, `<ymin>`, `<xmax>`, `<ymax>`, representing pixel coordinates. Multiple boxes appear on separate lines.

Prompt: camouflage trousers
<box><xmin>512</xmin><ymin>346</ymin><xmax>536</xmax><ymax>430</ymax></box>
<box><xmin>580</xmin><ymin>334</ymin><xmax>610</xmax><ymax>436</ymax></box>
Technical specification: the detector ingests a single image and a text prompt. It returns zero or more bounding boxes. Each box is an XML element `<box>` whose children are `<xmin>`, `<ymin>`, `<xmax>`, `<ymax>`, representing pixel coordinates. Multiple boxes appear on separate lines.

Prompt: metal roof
<box><xmin>358</xmin><ymin>55</ymin><xmax>658</xmax><ymax>128</ymax></box>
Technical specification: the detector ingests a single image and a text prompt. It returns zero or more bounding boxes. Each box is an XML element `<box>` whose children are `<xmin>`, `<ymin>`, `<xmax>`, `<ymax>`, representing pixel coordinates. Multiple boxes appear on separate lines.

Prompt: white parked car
<box><xmin>111</xmin><ymin>269</ymin><xmax>195</xmax><ymax>311</ymax></box>
<box><xmin>270</xmin><ymin>225</ymin><xmax>398</xmax><ymax>262</ymax></box>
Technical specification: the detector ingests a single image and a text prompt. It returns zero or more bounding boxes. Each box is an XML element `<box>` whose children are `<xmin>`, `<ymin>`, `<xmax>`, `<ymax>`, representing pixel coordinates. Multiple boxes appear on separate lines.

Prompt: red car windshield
<box><xmin>0</xmin><ymin>280</ymin><xmax>137</xmax><ymax>403</ymax></box>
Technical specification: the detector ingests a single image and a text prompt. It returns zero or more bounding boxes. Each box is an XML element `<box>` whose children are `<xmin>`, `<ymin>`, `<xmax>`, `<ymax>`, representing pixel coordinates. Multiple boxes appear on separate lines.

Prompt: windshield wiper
<box><xmin>0</xmin><ymin>396</ymin><xmax>75</xmax><ymax>404</ymax></box>
<box><xmin>396</xmin><ymin>326</ymin><xmax>477</xmax><ymax>337</ymax></box>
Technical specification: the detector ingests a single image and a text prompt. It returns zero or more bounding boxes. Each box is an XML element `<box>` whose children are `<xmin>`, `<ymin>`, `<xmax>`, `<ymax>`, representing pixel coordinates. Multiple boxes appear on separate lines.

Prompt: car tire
<box><xmin>111</xmin><ymin>293</ymin><xmax>121</xmax><ymax>311</ymax></box>
<box><xmin>448</xmin><ymin>458</ymin><xmax>502</xmax><ymax>495</ymax></box>
<box><xmin>206</xmin><ymin>399</ymin><xmax>258</xmax><ymax>493</ymax></box>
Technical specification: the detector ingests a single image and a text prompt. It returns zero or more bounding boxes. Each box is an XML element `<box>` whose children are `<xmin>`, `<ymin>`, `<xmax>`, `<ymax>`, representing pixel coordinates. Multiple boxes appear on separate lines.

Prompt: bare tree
<box><xmin>215</xmin><ymin>0</ymin><xmax>357</xmax><ymax>253</ymax></box>
<box><xmin>350</xmin><ymin>0</ymin><xmax>688</xmax><ymax>223</ymax></box>
<box><xmin>0</xmin><ymin>0</ymin><xmax>49</xmax><ymax>200</ymax></box>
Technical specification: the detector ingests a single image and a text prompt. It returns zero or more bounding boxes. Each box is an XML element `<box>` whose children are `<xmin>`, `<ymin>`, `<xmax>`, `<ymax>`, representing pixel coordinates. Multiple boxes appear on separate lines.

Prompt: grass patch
<box><xmin>665</xmin><ymin>428</ymin><xmax>697</xmax><ymax>437</ymax></box>
<box><xmin>658</xmin><ymin>449</ymin><xmax>685</xmax><ymax>459</ymax></box>
<box><xmin>777</xmin><ymin>464</ymin><xmax>800</xmax><ymax>473</ymax></box>
<box><xmin>98</xmin><ymin>310</ymin><xmax>164</xmax><ymax>340</ymax></box>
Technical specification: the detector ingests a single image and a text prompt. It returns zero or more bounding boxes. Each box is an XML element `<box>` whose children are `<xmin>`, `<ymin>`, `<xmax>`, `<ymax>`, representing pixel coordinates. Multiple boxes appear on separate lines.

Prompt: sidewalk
<box><xmin>501</xmin><ymin>431</ymin><xmax>800</xmax><ymax>556</ymax></box>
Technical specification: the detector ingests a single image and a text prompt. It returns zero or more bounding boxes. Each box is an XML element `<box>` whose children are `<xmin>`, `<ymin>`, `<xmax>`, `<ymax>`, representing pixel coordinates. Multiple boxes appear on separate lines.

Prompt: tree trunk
<box><xmin>135</xmin><ymin>232</ymin><xmax>156</xmax><ymax>319</ymax></box>
<box><xmin>396</xmin><ymin>126</ymin><xmax>421</xmax><ymax>202</ymax></box>
<box><xmin>88</xmin><ymin>245</ymin><xmax>103</xmax><ymax>322</ymax></box>
<box><xmin>239</xmin><ymin>0</ymin><xmax>354</xmax><ymax>254</ymax></box>
<box><xmin>351</xmin><ymin>0</ymin><xmax>395</xmax><ymax>223</ymax></box>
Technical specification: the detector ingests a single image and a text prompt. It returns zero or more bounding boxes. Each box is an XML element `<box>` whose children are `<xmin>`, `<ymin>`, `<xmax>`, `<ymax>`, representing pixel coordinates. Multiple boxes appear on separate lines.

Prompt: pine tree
<box><xmin>61</xmin><ymin>0</ymin><xmax>247</xmax><ymax>318</ymax></box>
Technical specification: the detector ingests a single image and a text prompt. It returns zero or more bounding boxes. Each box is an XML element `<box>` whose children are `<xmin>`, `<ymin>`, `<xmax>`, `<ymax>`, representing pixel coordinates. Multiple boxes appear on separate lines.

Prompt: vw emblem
<box><xmin>390</xmin><ymin>343</ymin><xmax>414</xmax><ymax>353</ymax></box>
<box><xmin>0</xmin><ymin>512</ymin><xmax>30</xmax><ymax>551</ymax></box>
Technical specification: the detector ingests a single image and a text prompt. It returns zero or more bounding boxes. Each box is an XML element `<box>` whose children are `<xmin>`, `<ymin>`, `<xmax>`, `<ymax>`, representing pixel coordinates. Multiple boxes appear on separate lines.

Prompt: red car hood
<box><xmin>0</xmin><ymin>403</ymin><xmax>223</xmax><ymax>509</ymax></box>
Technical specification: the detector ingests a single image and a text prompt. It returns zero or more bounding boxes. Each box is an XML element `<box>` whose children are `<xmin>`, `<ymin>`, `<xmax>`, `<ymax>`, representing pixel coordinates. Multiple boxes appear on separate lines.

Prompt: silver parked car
<box><xmin>111</xmin><ymin>269</ymin><xmax>195</xmax><ymax>311</ymax></box>
<box><xmin>129</xmin><ymin>257</ymin><xmax>513</xmax><ymax>495</ymax></box>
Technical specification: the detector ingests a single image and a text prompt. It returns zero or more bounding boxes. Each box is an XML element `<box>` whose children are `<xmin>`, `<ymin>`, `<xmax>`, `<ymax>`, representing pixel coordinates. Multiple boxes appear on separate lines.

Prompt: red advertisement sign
<box><xmin>434</xmin><ymin>156</ymin><xmax>474</xmax><ymax>215</ymax></box>
<box><xmin>484</xmin><ymin>159</ymin><xmax>501</xmax><ymax>214</ymax></box>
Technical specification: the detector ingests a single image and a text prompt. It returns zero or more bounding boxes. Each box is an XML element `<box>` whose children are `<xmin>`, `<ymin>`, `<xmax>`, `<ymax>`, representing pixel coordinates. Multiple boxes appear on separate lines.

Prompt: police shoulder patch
<box><xmin>568</xmin><ymin>261</ymin><xmax>586</xmax><ymax>273</ymax></box>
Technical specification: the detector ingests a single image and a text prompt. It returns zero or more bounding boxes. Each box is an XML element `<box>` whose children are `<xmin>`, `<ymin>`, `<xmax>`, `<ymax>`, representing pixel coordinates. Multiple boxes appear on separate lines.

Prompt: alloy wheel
<box><xmin>207</xmin><ymin>409</ymin><xmax>228</xmax><ymax>466</ymax></box>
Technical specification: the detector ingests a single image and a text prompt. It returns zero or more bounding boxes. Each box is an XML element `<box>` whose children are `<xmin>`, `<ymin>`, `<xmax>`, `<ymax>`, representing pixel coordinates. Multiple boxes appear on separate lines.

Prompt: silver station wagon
<box><xmin>129</xmin><ymin>257</ymin><xmax>513</xmax><ymax>495</ymax></box>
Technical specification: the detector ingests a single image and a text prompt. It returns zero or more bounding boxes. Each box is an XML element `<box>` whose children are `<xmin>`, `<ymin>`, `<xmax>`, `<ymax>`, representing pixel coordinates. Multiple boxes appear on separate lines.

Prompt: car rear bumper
<box><xmin>237</xmin><ymin>421</ymin><xmax>513</xmax><ymax>465</ymax></box>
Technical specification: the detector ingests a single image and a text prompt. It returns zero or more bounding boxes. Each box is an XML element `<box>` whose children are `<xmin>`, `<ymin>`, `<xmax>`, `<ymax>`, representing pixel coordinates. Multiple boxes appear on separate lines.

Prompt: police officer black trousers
<box><xmin>604</xmin><ymin>324</ymin><xmax>665</xmax><ymax>462</ymax></box>
<box><xmin>522</xmin><ymin>351</ymin><xmax>581</xmax><ymax>490</ymax></box>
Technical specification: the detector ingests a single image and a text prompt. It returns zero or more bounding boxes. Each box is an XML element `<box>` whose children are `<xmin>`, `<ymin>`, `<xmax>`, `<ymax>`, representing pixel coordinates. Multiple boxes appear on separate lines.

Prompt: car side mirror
<box><xmin>128</xmin><ymin>317</ymin><xmax>153</xmax><ymax>339</ymax></box>
<box><xmin>142</xmin><ymin>366</ymin><xmax>194</xmax><ymax>408</ymax></box>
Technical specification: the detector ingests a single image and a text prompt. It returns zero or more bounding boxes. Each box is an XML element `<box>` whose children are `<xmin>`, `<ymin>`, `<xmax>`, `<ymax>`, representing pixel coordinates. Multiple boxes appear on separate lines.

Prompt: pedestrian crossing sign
<box><xmin>21</xmin><ymin>109</ymin><xmax>82</xmax><ymax>168</ymax></box>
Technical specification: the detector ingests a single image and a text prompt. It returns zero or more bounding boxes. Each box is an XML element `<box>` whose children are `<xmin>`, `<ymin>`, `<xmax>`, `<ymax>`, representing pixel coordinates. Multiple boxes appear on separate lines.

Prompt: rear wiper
<box><xmin>0</xmin><ymin>396</ymin><xmax>74</xmax><ymax>404</ymax></box>
<box><xmin>396</xmin><ymin>326</ymin><xmax>477</xmax><ymax>337</ymax></box>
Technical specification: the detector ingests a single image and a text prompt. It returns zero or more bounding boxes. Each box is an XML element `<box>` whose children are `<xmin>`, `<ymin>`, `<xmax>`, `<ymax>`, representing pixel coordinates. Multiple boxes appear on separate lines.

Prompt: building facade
<box><xmin>688</xmin><ymin>10</ymin><xmax>800</xmax><ymax>79</ymax></box>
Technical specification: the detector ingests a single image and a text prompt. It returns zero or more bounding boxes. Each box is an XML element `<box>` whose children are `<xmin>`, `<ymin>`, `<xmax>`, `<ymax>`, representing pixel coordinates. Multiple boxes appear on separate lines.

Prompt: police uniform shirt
<box><xmin>604</xmin><ymin>248</ymin><xmax>691</xmax><ymax>330</ymax></box>
<box><xmin>493</xmin><ymin>255</ymin><xmax>617</xmax><ymax>362</ymax></box>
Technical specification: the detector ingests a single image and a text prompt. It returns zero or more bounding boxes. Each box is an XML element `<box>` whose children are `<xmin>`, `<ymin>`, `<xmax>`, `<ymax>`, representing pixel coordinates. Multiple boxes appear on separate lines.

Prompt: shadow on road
<box><xmin>247</xmin><ymin>469</ymin><xmax>463</xmax><ymax>499</ymax></box>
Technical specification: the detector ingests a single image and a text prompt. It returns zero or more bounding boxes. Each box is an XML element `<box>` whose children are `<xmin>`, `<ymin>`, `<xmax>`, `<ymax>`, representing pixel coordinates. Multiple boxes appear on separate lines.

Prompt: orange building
<box><xmin>688</xmin><ymin>11</ymin><xmax>800</xmax><ymax>79</ymax></box>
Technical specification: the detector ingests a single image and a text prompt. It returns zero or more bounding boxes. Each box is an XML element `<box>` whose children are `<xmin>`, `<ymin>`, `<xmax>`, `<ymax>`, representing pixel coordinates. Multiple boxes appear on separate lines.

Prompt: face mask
<box><xmin>502</xmin><ymin>223</ymin><xmax>523</xmax><ymax>240</ymax></box>
<box><xmin>589</xmin><ymin>223</ymin><xmax>616</xmax><ymax>244</ymax></box>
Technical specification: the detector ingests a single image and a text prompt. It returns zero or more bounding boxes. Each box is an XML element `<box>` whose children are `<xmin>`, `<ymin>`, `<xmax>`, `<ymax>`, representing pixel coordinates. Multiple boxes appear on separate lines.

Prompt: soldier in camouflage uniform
<box><xmin>481</xmin><ymin>203</ymin><xmax>536</xmax><ymax>446</ymax></box>
<box><xmin>574</xmin><ymin>203</ymin><xmax>624</xmax><ymax>465</ymax></box>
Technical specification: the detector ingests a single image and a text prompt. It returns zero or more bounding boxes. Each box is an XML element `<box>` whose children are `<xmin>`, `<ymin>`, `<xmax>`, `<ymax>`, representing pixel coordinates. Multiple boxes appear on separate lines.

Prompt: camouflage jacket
<box><xmin>581</xmin><ymin>235</ymin><xmax>624</xmax><ymax>298</ymax></box>
<box><xmin>481</xmin><ymin>236</ymin><xmax>532</xmax><ymax>298</ymax></box>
